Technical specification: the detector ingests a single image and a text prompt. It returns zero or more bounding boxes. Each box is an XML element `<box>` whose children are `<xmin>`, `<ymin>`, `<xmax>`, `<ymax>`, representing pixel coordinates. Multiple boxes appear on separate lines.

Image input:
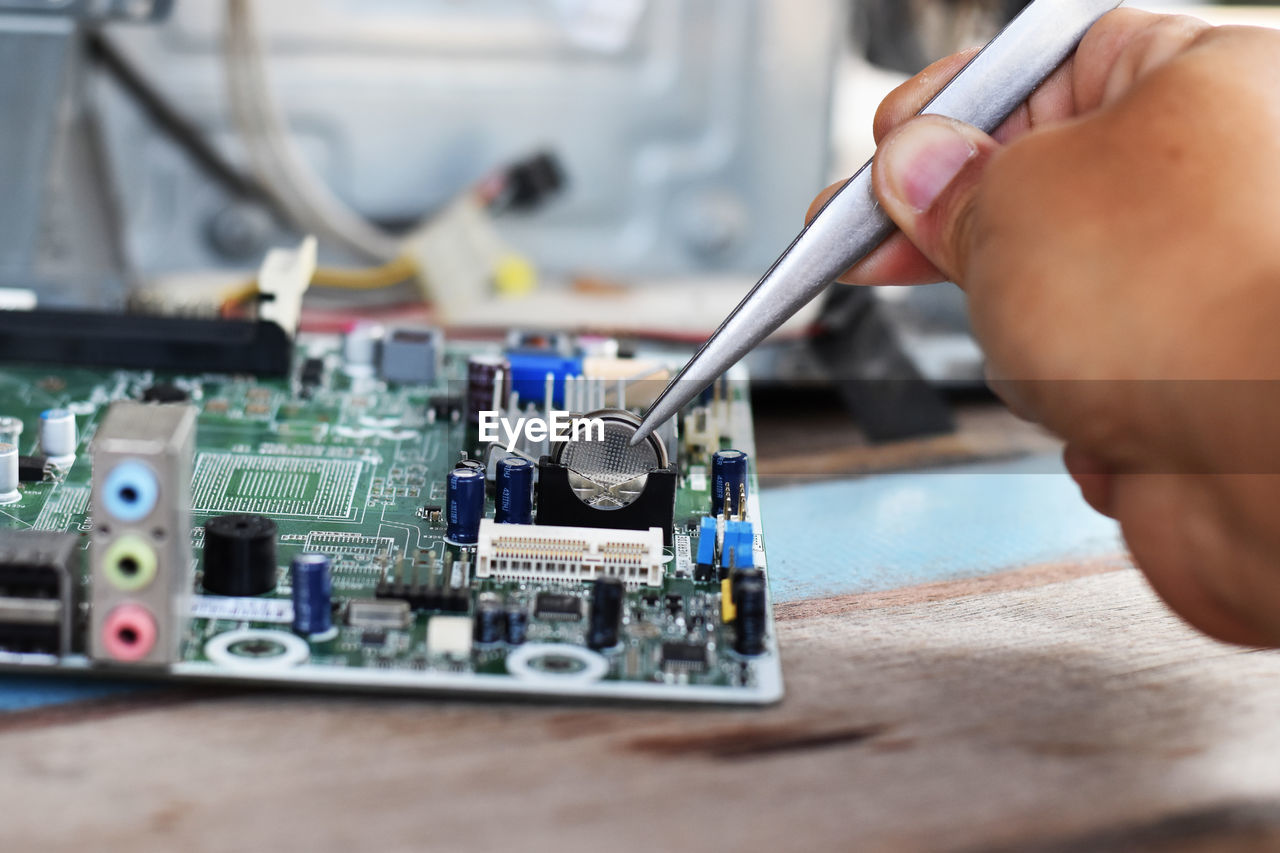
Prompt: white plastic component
<box><xmin>256</xmin><ymin>235</ymin><xmax>317</xmax><ymax>336</ymax></box>
<box><xmin>426</xmin><ymin>615</ymin><xmax>473</xmax><ymax>658</ymax></box>
<box><xmin>475</xmin><ymin>519</ymin><xmax>665</xmax><ymax>587</ymax></box>
<box><xmin>681</xmin><ymin>405</ymin><xmax>719</xmax><ymax>454</ymax></box>
<box><xmin>402</xmin><ymin>195</ymin><xmax>510</xmax><ymax>320</ymax></box>
<box><xmin>39</xmin><ymin>408</ymin><xmax>77</xmax><ymax>462</ymax></box>
<box><xmin>343</xmin><ymin>322</ymin><xmax>383</xmax><ymax>372</ymax></box>
<box><xmin>0</xmin><ymin>443</ymin><xmax>18</xmax><ymax>503</ymax></box>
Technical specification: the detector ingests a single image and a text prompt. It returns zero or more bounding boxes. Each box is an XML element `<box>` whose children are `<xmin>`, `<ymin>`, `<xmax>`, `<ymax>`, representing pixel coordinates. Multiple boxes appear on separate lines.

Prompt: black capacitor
<box><xmin>730</xmin><ymin>569</ymin><xmax>765</xmax><ymax>609</ymax></box>
<box><xmin>733</xmin><ymin>575</ymin><xmax>768</xmax><ymax>656</ymax></box>
<box><xmin>711</xmin><ymin>449</ymin><xmax>749</xmax><ymax>517</ymax></box>
<box><xmin>504</xmin><ymin>607</ymin><xmax>528</xmax><ymax>645</ymax></box>
<box><xmin>466</xmin><ymin>354</ymin><xmax>511</xmax><ymax>426</ymax></box>
<box><xmin>203</xmin><ymin>514</ymin><xmax>279</xmax><ymax>596</ymax></box>
<box><xmin>587</xmin><ymin>577</ymin><xmax>625</xmax><ymax>650</ymax></box>
<box><xmin>473</xmin><ymin>596</ymin><xmax>506</xmax><ymax>645</ymax></box>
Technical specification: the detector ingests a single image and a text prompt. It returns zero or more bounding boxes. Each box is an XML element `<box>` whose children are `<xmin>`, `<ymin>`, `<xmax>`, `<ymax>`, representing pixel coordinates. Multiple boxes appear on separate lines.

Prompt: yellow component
<box><xmin>220</xmin><ymin>279</ymin><xmax>259</xmax><ymax>307</ymax></box>
<box><xmin>493</xmin><ymin>252</ymin><xmax>537</xmax><ymax>297</ymax></box>
<box><xmin>311</xmin><ymin>255</ymin><xmax>419</xmax><ymax>290</ymax></box>
<box><xmin>222</xmin><ymin>255</ymin><xmax>420</xmax><ymax>310</ymax></box>
<box><xmin>721</xmin><ymin>577</ymin><xmax>737</xmax><ymax>623</ymax></box>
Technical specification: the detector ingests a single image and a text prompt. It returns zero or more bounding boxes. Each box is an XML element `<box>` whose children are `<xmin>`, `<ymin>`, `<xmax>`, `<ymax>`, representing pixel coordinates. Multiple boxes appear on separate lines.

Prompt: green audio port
<box><xmin>102</xmin><ymin>535</ymin><xmax>158</xmax><ymax>592</ymax></box>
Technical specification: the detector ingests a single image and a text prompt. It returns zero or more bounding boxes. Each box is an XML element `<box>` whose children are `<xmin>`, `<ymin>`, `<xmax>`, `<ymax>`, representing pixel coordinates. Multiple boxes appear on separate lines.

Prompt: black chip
<box><xmin>661</xmin><ymin>641</ymin><xmax>708</xmax><ymax>669</ymax></box>
<box><xmin>664</xmin><ymin>594</ymin><xmax>683</xmax><ymax>614</ymax></box>
<box><xmin>300</xmin><ymin>358</ymin><xmax>324</xmax><ymax>385</ymax></box>
<box><xmin>429</xmin><ymin>395</ymin><xmax>463</xmax><ymax>417</ymax></box>
<box><xmin>17</xmin><ymin>455</ymin><xmax>47</xmax><ymax>483</ymax></box>
<box><xmin>535</xmin><ymin>593</ymin><xmax>581</xmax><ymax>620</ymax></box>
<box><xmin>641</xmin><ymin>592</ymin><xmax>660</xmax><ymax>607</ymax></box>
<box><xmin>361</xmin><ymin>630</ymin><xmax>387</xmax><ymax>645</ymax></box>
<box><xmin>141</xmin><ymin>383</ymin><xmax>189</xmax><ymax>403</ymax></box>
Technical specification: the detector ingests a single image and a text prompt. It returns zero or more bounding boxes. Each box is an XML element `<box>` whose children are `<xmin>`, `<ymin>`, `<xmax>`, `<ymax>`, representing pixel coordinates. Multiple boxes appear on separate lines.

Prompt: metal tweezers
<box><xmin>633</xmin><ymin>0</ymin><xmax>1125</xmax><ymax>444</ymax></box>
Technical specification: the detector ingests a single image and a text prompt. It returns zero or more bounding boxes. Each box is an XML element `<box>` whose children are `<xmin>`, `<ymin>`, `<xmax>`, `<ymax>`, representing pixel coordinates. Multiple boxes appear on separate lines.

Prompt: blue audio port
<box><xmin>102</xmin><ymin>460</ymin><xmax>159</xmax><ymax>522</ymax></box>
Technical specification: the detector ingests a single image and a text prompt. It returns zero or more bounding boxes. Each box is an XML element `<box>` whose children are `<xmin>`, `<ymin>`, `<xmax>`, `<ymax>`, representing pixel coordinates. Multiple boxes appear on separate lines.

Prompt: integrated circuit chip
<box><xmin>534</xmin><ymin>593</ymin><xmax>582</xmax><ymax>621</ymax></box>
<box><xmin>661</xmin><ymin>641</ymin><xmax>708</xmax><ymax>671</ymax></box>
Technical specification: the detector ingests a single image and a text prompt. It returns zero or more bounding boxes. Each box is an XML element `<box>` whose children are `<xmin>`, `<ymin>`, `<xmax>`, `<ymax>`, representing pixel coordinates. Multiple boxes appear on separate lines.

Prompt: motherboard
<box><xmin>0</xmin><ymin>328</ymin><xmax>781</xmax><ymax>704</ymax></box>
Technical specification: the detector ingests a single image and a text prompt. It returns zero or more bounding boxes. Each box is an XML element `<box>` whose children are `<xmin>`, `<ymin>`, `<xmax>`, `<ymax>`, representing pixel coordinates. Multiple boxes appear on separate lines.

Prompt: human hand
<box><xmin>812</xmin><ymin>10</ymin><xmax>1280</xmax><ymax>645</ymax></box>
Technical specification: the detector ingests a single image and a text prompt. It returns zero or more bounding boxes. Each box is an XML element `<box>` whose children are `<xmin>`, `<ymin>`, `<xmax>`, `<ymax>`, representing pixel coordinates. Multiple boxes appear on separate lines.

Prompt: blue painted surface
<box><xmin>758</xmin><ymin>453</ymin><xmax>1124</xmax><ymax>604</ymax></box>
<box><xmin>0</xmin><ymin>675</ymin><xmax>145</xmax><ymax>712</ymax></box>
<box><xmin>0</xmin><ymin>452</ymin><xmax>1121</xmax><ymax>712</ymax></box>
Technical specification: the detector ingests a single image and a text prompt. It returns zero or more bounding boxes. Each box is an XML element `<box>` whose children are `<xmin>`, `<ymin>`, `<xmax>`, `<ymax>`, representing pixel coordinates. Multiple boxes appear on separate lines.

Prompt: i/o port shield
<box><xmin>475</xmin><ymin>520</ymin><xmax>665</xmax><ymax>587</ymax></box>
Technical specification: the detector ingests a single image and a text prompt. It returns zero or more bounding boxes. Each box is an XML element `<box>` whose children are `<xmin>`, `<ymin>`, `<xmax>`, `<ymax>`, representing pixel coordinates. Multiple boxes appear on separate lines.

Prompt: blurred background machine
<box><xmin>0</xmin><ymin>0</ymin><xmax>1223</xmax><ymax>441</ymax></box>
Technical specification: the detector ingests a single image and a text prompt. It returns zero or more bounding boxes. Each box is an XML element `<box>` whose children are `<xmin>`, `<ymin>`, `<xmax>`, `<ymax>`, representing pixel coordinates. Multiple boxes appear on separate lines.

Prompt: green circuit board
<box><xmin>0</xmin><ymin>337</ymin><xmax>781</xmax><ymax>704</ymax></box>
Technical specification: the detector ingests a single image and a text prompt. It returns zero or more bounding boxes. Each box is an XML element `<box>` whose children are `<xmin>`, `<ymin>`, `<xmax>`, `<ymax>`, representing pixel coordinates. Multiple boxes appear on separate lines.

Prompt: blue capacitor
<box><xmin>290</xmin><ymin>553</ymin><xmax>334</xmax><ymax>639</ymax></box>
<box><xmin>711</xmin><ymin>449</ymin><xmax>749</xmax><ymax>517</ymax></box>
<box><xmin>446</xmin><ymin>467</ymin><xmax>486</xmax><ymax>544</ymax></box>
<box><xmin>494</xmin><ymin>456</ymin><xmax>534</xmax><ymax>525</ymax></box>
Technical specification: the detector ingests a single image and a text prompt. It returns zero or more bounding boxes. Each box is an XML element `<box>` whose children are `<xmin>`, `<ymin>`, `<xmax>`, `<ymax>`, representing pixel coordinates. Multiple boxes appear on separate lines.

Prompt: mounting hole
<box><xmin>205</xmin><ymin>629</ymin><xmax>309</xmax><ymax>671</ymax></box>
<box><xmin>505</xmin><ymin>643</ymin><xmax>608</xmax><ymax>683</ymax></box>
<box><xmin>227</xmin><ymin>637</ymin><xmax>288</xmax><ymax>659</ymax></box>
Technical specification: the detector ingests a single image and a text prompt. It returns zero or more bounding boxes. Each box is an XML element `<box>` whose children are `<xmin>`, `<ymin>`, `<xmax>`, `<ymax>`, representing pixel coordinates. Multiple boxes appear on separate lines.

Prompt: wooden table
<box><xmin>4</xmin><ymin>406</ymin><xmax>1280</xmax><ymax>853</ymax></box>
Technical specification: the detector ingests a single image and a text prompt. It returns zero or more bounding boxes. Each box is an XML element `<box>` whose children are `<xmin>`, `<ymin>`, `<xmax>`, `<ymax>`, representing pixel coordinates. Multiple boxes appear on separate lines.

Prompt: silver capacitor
<box><xmin>0</xmin><ymin>416</ymin><xmax>22</xmax><ymax>446</ymax></box>
<box><xmin>0</xmin><ymin>443</ymin><xmax>19</xmax><ymax>502</ymax></box>
<box><xmin>39</xmin><ymin>408</ymin><xmax>77</xmax><ymax>462</ymax></box>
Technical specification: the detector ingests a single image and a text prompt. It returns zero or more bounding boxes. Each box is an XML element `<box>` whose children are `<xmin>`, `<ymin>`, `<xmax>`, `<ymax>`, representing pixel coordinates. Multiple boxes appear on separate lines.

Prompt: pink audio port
<box><xmin>102</xmin><ymin>604</ymin><xmax>158</xmax><ymax>662</ymax></box>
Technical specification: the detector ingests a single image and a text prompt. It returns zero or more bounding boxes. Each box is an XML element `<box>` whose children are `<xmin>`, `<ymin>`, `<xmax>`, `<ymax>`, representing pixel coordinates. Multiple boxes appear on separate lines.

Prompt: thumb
<box><xmin>871</xmin><ymin>115</ymin><xmax>1000</xmax><ymax>285</ymax></box>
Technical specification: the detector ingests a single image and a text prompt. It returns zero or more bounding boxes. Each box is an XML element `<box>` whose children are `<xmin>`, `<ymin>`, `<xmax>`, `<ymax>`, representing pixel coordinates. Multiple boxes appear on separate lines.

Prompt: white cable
<box><xmin>224</xmin><ymin>0</ymin><xmax>403</xmax><ymax>261</ymax></box>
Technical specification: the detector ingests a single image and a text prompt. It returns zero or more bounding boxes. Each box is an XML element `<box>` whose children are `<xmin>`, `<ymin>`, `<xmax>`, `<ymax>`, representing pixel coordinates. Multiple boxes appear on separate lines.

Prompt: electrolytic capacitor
<box><xmin>733</xmin><ymin>575</ymin><xmax>768</xmax><ymax>656</ymax></box>
<box><xmin>504</xmin><ymin>607</ymin><xmax>528</xmax><ymax>645</ymax></box>
<box><xmin>711</xmin><ymin>449</ymin><xmax>749</xmax><ymax>518</ymax></box>
<box><xmin>494</xmin><ymin>456</ymin><xmax>533</xmax><ymax>525</ymax></box>
<box><xmin>290</xmin><ymin>553</ymin><xmax>335</xmax><ymax>640</ymax></box>
<box><xmin>39</xmin><ymin>408</ymin><xmax>77</xmax><ymax>462</ymax></box>
<box><xmin>0</xmin><ymin>443</ymin><xmax>18</xmax><ymax>502</ymax></box>
<box><xmin>466</xmin><ymin>354</ymin><xmax>511</xmax><ymax>426</ymax></box>
<box><xmin>0</xmin><ymin>416</ymin><xmax>22</xmax><ymax>447</ymax></box>
<box><xmin>446</xmin><ymin>467</ymin><xmax>486</xmax><ymax>545</ymax></box>
<box><xmin>587</xmin><ymin>577</ymin><xmax>625</xmax><ymax>650</ymax></box>
<box><xmin>473</xmin><ymin>594</ymin><xmax>506</xmax><ymax>645</ymax></box>
<box><xmin>454</xmin><ymin>457</ymin><xmax>485</xmax><ymax>475</ymax></box>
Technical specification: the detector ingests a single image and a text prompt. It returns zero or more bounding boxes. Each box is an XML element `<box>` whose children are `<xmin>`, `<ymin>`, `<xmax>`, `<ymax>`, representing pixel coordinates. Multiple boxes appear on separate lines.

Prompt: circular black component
<box><xmin>733</xmin><ymin>575</ymin><xmax>768</xmax><ymax>656</ymax></box>
<box><xmin>587</xmin><ymin>577</ymin><xmax>625</xmax><ymax>651</ymax></box>
<box><xmin>141</xmin><ymin>383</ymin><xmax>189</xmax><ymax>403</ymax></box>
<box><xmin>203</xmin><ymin>514</ymin><xmax>278</xmax><ymax>596</ymax></box>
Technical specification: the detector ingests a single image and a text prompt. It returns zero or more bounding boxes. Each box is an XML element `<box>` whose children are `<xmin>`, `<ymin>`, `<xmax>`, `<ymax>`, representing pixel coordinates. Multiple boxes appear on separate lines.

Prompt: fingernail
<box><xmin>879</xmin><ymin>119</ymin><xmax>977</xmax><ymax>212</ymax></box>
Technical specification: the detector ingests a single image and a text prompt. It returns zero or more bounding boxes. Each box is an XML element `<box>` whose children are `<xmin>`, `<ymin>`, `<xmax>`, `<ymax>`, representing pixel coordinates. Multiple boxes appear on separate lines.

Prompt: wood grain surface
<box><xmin>5</xmin><ymin>558</ymin><xmax>1280</xmax><ymax>853</ymax></box>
